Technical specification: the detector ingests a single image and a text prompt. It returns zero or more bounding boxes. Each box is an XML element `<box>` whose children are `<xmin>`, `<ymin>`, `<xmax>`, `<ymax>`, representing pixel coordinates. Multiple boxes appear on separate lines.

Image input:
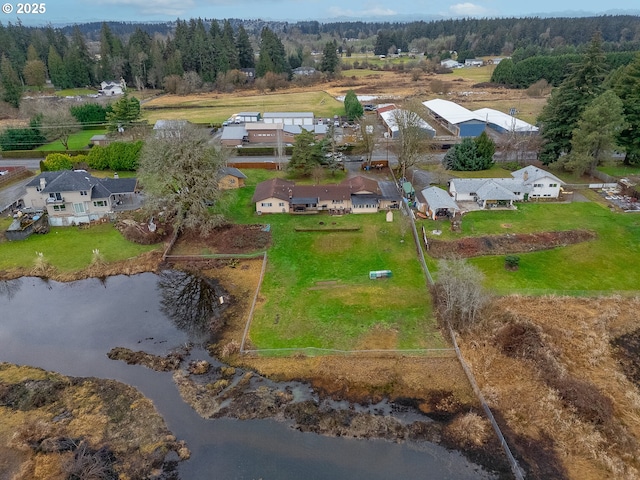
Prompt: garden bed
<box><xmin>427</xmin><ymin>229</ymin><xmax>597</xmax><ymax>258</ymax></box>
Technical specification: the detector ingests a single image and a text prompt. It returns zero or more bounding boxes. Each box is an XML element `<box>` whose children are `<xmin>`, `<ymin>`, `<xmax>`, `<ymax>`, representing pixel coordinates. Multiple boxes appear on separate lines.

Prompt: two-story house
<box><xmin>22</xmin><ymin>170</ymin><xmax>140</xmax><ymax>226</ymax></box>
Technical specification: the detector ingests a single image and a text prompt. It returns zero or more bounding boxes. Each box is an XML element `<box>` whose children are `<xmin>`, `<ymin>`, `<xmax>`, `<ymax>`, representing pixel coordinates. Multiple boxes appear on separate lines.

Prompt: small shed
<box><xmin>217</xmin><ymin>167</ymin><xmax>247</xmax><ymax>190</ymax></box>
<box><xmin>90</xmin><ymin>134</ymin><xmax>110</xmax><ymax>146</ymax></box>
<box><xmin>402</xmin><ymin>182</ymin><xmax>415</xmax><ymax>200</ymax></box>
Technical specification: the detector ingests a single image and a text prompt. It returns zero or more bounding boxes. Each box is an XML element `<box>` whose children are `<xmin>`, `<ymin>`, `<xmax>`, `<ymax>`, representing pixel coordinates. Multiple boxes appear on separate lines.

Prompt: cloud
<box><xmin>327</xmin><ymin>5</ymin><xmax>397</xmax><ymax>17</ymax></box>
<box><xmin>97</xmin><ymin>0</ymin><xmax>196</xmax><ymax>16</ymax></box>
<box><xmin>448</xmin><ymin>2</ymin><xmax>490</xmax><ymax>16</ymax></box>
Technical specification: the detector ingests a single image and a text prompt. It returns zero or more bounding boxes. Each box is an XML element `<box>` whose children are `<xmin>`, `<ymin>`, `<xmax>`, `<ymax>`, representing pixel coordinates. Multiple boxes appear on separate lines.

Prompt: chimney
<box><xmin>523</xmin><ymin>171</ymin><xmax>529</xmax><ymax>181</ymax></box>
<box><xmin>39</xmin><ymin>177</ymin><xmax>46</xmax><ymax>190</ymax></box>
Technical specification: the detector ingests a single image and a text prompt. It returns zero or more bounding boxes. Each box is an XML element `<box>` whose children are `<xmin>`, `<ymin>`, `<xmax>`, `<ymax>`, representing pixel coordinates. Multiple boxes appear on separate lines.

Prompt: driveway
<box><xmin>0</xmin><ymin>176</ymin><xmax>31</xmax><ymax>213</ymax></box>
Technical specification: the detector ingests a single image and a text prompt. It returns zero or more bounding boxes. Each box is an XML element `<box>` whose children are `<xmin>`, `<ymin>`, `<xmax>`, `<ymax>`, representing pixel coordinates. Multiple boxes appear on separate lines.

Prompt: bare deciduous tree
<box><xmin>40</xmin><ymin>105</ymin><xmax>81</xmax><ymax>151</ymax></box>
<box><xmin>357</xmin><ymin>114</ymin><xmax>378</xmax><ymax>165</ymax></box>
<box><xmin>434</xmin><ymin>258</ymin><xmax>489</xmax><ymax>331</ymax></box>
<box><xmin>391</xmin><ymin>100</ymin><xmax>435</xmax><ymax>180</ymax></box>
<box><xmin>138</xmin><ymin>124</ymin><xmax>227</xmax><ymax>235</ymax></box>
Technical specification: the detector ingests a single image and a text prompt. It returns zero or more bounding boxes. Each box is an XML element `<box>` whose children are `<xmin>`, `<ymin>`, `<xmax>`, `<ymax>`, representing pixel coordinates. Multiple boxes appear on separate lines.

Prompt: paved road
<box><xmin>0</xmin><ymin>158</ymin><xmax>42</xmax><ymax>169</ymax></box>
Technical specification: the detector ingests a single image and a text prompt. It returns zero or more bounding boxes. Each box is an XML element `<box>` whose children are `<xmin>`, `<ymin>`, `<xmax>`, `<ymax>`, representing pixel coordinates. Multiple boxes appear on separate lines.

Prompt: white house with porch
<box><xmin>448</xmin><ymin>166</ymin><xmax>565</xmax><ymax>208</ymax></box>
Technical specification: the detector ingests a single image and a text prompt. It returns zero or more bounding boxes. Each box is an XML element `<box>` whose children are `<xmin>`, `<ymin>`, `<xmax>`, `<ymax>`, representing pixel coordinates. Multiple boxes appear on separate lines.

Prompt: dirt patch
<box><xmin>612</xmin><ymin>328</ymin><xmax>640</xmax><ymax>390</ymax></box>
<box><xmin>428</xmin><ymin>229</ymin><xmax>596</xmax><ymax>258</ymax></box>
<box><xmin>172</xmin><ymin>224</ymin><xmax>271</xmax><ymax>255</ymax></box>
<box><xmin>107</xmin><ymin>346</ymin><xmax>188</xmax><ymax>372</ymax></box>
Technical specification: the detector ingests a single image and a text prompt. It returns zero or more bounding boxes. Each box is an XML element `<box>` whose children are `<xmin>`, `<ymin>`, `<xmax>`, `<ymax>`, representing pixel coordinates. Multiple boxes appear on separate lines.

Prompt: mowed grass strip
<box><xmin>0</xmin><ymin>222</ymin><xmax>158</xmax><ymax>272</ymax></box>
<box><xmin>143</xmin><ymin>91</ymin><xmax>344</xmax><ymax>124</ymax></box>
<box><xmin>426</xmin><ymin>201</ymin><xmax>640</xmax><ymax>293</ymax></box>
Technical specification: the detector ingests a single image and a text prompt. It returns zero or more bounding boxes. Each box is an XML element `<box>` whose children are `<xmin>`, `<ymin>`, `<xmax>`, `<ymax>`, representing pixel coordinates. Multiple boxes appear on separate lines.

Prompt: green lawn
<box><xmin>426</xmin><ymin>201</ymin><xmax>640</xmax><ymax>294</ymax></box>
<box><xmin>0</xmin><ymin>222</ymin><xmax>158</xmax><ymax>272</ymax></box>
<box><xmin>36</xmin><ymin>129</ymin><xmax>106</xmax><ymax>152</ymax></box>
<box><xmin>597</xmin><ymin>163</ymin><xmax>640</xmax><ymax>178</ymax></box>
<box><xmin>55</xmin><ymin>88</ymin><xmax>98</xmax><ymax>97</ymax></box>
<box><xmin>220</xmin><ymin>171</ymin><xmax>444</xmax><ymax>351</ymax></box>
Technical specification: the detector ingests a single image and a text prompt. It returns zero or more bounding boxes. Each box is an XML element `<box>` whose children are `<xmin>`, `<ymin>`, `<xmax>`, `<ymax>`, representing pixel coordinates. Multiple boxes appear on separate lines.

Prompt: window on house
<box><xmin>533</xmin><ymin>183</ymin><xmax>543</xmax><ymax>188</ymax></box>
<box><xmin>93</xmin><ymin>200</ymin><xmax>106</xmax><ymax>207</ymax></box>
<box><xmin>332</xmin><ymin>199</ymin><xmax>343</xmax><ymax>204</ymax></box>
<box><xmin>73</xmin><ymin>203</ymin><xmax>86</xmax><ymax>214</ymax></box>
<box><xmin>514</xmin><ymin>192</ymin><xmax>521</xmax><ymax>195</ymax></box>
<box><xmin>53</xmin><ymin>204</ymin><xmax>66</xmax><ymax>211</ymax></box>
<box><xmin>49</xmin><ymin>192</ymin><xmax>62</xmax><ymax>201</ymax></box>
<box><xmin>550</xmin><ymin>183</ymin><xmax>558</xmax><ymax>187</ymax></box>
<box><xmin>80</xmin><ymin>190</ymin><xmax>88</xmax><ymax>196</ymax></box>
<box><xmin>470</xmin><ymin>192</ymin><xmax>476</xmax><ymax>196</ymax></box>
<box><xmin>278</xmin><ymin>202</ymin><xmax>284</xmax><ymax>207</ymax></box>
<box><xmin>261</xmin><ymin>202</ymin><xmax>272</xmax><ymax>207</ymax></box>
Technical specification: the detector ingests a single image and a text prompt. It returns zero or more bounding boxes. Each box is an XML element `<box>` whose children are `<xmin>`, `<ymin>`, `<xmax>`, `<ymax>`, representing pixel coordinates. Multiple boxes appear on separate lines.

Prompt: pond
<box><xmin>0</xmin><ymin>273</ymin><xmax>496</xmax><ymax>479</ymax></box>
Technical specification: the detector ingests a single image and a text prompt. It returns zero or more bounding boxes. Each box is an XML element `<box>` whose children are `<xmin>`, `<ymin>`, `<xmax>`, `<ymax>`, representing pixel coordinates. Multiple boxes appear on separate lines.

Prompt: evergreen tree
<box><xmin>65</xmin><ymin>27</ymin><xmax>93</xmax><ymax>87</ymax></box>
<box><xmin>320</xmin><ymin>41</ymin><xmax>339</xmax><ymax>74</ymax></box>
<box><xmin>474</xmin><ymin>131</ymin><xmax>496</xmax><ymax>167</ymax></box>
<box><xmin>442</xmin><ymin>135</ymin><xmax>495</xmax><ymax>171</ymax></box>
<box><xmin>0</xmin><ymin>55</ymin><xmax>22</xmax><ymax>108</ymax></box>
<box><xmin>556</xmin><ymin>90</ymin><xmax>626</xmax><ymax>176</ymax></box>
<box><xmin>106</xmin><ymin>92</ymin><xmax>141</xmax><ymax>131</ymax></box>
<box><xmin>222</xmin><ymin>20</ymin><xmax>239</xmax><ymax>71</ymax></box>
<box><xmin>48</xmin><ymin>46</ymin><xmax>70</xmax><ymax>88</ymax></box>
<box><xmin>611</xmin><ymin>53</ymin><xmax>640</xmax><ymax>166</ymax></box>
<box><xmin>236</xmin><ymin>25</ymin><xmax>254</xmax><ymax>69</ymax></box>
<box><xmin>344</xmin><ymin>90</ymin><xmax>363</xmax><ymax>121</ymax></box>
<box><xmin>256</xmin><ymin>28</ymin><xmax>290</xmax><ymax>78</ymax></box>
<box><xmin>287</xmin><ymin>128</ymin><xmax>323</xmax><ymax>177</ymax></box>
<box><xmin>538</xmin><ymin>32</ymin><xmax>607</xmax><ymax>164</ymax></box>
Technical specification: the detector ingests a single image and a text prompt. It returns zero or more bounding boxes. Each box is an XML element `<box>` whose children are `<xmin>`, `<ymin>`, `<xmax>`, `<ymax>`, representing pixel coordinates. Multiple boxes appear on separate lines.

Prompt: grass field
<box><xmin>0</xmin><ymin>221</ymin><xmax>158</xmax><ymax>272</ymax></box>
<box><xmin>36</xmin><ymin>129</ymin><xmax>106</xmax><ymax>151</ymax></box>
<box><xmin>220</xmin><ymin>170</ymin><xmax>444</xmax><ymax>351</ymax></box>
<box><xmin>426</xmin><ymin>201</ymin><xmax>640</xmax><ymax>293</ymax></box>
<box><xmin>55</xmin><ymin>88</ymin><xmax>98</xmax><ymax>97</ymax></box>
<box><xmin>597</xmin><ymin>163</ymin><xmax>640</xmax><ymax>177</ymax></box>
<box><xmin>143</xmin><ymin>91</ymin><xmax>344</xmax><ymax>124</ymax></box>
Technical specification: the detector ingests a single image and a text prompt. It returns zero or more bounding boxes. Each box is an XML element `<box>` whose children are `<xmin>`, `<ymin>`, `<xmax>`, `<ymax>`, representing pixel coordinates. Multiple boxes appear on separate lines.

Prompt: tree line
<box><xmin>538</xmin><ymin>33</ymin><xmax>640</xmax><ymax>169</ymax></box>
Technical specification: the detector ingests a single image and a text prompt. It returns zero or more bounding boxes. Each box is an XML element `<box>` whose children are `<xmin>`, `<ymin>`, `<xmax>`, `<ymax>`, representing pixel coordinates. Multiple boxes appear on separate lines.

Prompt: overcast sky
<box><xmin>3</xmin><ymin>0</ymin><xmax>639</xmax><ymax>25</ymax></box>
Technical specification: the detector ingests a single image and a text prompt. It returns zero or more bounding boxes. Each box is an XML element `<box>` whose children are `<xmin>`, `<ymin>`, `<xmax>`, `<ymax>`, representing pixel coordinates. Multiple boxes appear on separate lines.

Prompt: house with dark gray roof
<box><xmin>22</xmin><ymin>170</ymin><xmax>141</xmax><ymax>226</ymax></box>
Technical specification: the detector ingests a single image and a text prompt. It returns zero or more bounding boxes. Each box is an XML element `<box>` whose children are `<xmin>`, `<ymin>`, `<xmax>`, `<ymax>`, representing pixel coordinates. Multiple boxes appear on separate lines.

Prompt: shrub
<box><xmin>494</xmin><ymin>321</ymin><xmax>544</xmax><ymax>360</ymax></box>
<box><xmin>505</xmin><ymin>255</ymin><xmax>520</xmax><ymax>270</ymax></box>
<box><xmin>42</xmin><ymin>153</ymin><xmax>73</xmax><ymax>171</ymax></box>
<box><xmin>86</xmin><ymin>141</ymin><xmax>142</xmax><ymax>171</ymax></box>
<box><xmin>548</xmin><ymin>375</ymin><xmax>614</xmax><ymax>425</ymax></box>
<box><xmin>70</xmin><ymin>103</ymin><xmax>111</xmax><ymax>128</ymax></box>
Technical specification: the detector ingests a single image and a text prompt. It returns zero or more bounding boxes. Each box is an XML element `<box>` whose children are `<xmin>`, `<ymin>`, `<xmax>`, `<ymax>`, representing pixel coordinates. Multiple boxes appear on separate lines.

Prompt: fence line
<box><xmin>447</xmin><ymin>324</ymin><xmax>525</xmax><ymax>480</ymax></box>
<box><xmin>164</xmin><ymin>252</ymin><xmax>267</xmax><ymax>262</ymax></box>
<box><xmin>394</xmin><ymin>166</ymin><xmax>524</xmax><ymax>479</ymax></box>
<box><xmin>241</xmin><ymin>347</ymin><xmax>456</xmax><ymax>357</ymax></box>
<box><xmin>240</xmin><ymin>252</ymin><xmax>268</xmax><ymax>353</ymax></box>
